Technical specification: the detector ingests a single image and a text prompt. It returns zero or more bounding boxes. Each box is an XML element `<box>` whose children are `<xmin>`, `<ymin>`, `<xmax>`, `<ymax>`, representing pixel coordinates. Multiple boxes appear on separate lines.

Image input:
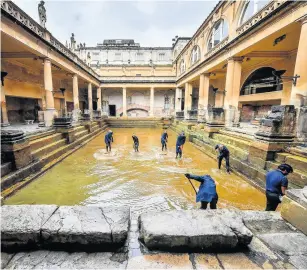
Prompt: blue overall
<box><xmin>188</xmin><ymin>174</ymin><xmax>218</xmax><ymax>209</ymax></box>
<box><xmin>105</xmin><ymin>133</ymin><xmax>112</xmax><ymax>151</ymax></box>
<box><xmin>161</xmin><ymin>132</ymin><xmax>168</xmax><ymax>151</ymax></box>
<box><xmin>132</xmin><ymin>135</ymin><xmax>139</xmax><ymax>152</ymax></box>
<box><xmin>176</xmin><ymin>134</ymin><xmax>186</xmax><ymax>158</ymax></box>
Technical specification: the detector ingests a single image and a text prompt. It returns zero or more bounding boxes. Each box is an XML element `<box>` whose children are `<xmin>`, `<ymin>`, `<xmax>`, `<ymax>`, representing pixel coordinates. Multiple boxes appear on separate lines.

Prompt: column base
<box><xmin>72</xmin><ymin>109</ymin><xmax>81</xmax><ymax>122</ymax></box>
<box><xmin>43</xmin><ymin>109</ymin><xmax>57</xmax><ymax>127</ymax></box>
<box><xmin>1</xmin><ymin>122</ymin><xmax>10</xmax><ymax>127</ymax></box>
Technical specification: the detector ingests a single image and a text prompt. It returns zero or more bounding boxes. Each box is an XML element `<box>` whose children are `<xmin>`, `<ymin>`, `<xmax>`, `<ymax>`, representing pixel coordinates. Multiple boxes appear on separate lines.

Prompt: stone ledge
<box><xmin>1</xmin><ymin>205</ymin><xmax>130</xmax><ymax>252</ymax></box>
<box><xmin>138</xmin><ymin>209</ymin><xmax>253</xmax><ymax>252</ymax></box>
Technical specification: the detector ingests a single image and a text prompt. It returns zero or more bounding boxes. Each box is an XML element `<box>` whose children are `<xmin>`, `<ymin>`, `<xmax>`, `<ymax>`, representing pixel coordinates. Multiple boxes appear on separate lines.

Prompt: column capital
<box><xmin>228</xmin><ymin>56</ymin><xmax>244</xmax><ymax>63</ymax></box>
<box><xmin>43</xmin><ymin>57</ymin><xmax>51</xmax><ymax>63</ymax></box>
<box><xmin>200</xmin><ymin>72</ymin><xmax>211</xmax><ymax>77</ymax></box>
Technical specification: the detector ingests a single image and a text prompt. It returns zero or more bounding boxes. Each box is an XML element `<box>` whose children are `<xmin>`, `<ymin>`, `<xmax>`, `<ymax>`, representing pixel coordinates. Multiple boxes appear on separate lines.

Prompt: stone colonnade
<box><xmin>120</xmin><ymin>86</ymin><xmax>159</xmax><ymax>117</ymax></box>
<box><xmin>175</xmin><ymin>17</ymin><xmax>307</xmax><ymax>128</ymax></box>
<box><xmin>1</xmin><ymin>57</ymin><xmax>102</xmax><ymax>127</ymax></box>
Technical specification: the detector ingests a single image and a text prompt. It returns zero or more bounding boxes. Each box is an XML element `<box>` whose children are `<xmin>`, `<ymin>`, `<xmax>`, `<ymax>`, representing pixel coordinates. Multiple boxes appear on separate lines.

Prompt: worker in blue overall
<box><xmin>161</xmin><ymin>130</ymin><xmax>168</xmax><ymax>151</ymax></box>
<box><xmin>265</xmin><ymin>163</ymin><xmax>293</xmax><ymax>211</ymax></box>
<box><xmin>176</xmin><ymin>132</ymin><xmax>186</xmax><ymax>159</ymax></box>
<box><xmin>185</xmin><ymin>173</ymin><xmax>218</xmax><ymax>209</ymax></box>
<box><xmin>215</xmin><ymin>144</ymin><xmax>230</xmax><ymax>173</ymax></box>
<box><xmin>132</xmin><ymin>133</ymin><xmax>139</xmax><ymax>152</ymax></box>
<box><xmin>105</xmin><ymin>130</ymin><xmax>113</xmax><ymax>152</ymax></box>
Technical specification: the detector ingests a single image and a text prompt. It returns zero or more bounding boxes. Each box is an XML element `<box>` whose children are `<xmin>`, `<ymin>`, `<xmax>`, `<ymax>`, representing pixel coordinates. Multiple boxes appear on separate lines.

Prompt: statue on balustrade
<box><xmin>38</xmin><ymin>1</ymin><xmax>47</xmax><ymax>28</ymax></box>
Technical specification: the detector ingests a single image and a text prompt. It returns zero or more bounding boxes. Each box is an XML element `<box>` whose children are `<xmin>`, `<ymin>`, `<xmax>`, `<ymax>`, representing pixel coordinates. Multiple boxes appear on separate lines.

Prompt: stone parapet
<box><xmin>1</xmin><ymin>205</ymin><xmax>130</xmax><ymax>252</ymax></box>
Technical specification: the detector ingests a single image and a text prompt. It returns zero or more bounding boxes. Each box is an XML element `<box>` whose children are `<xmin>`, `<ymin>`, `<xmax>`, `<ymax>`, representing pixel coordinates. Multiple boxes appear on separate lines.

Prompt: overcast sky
<box><xmin>13</xmin><ymin>0</ymin><xmax>218</xmax><ymax>47</ymax></box>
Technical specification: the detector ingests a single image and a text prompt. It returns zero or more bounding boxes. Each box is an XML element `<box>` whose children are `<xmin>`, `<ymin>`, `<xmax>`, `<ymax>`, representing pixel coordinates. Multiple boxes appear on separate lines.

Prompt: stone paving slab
<box><xmin>258</xmin><ymin>233</ymin><xmax>307</xmax><ymax>257</ymax></box>
<box><xmin>2</xmin><ymin>251</ymin><xmax>127</xmax><ymax>269</ymax></box>
<box><xmin>41</xmin><ymin>206</ymin><xmax>130</xmax><ymax>249</ymax></box>
<box><xmin>216</xmin><ymin>253</ymin><xmax>260</xmax><ymax>269</ymax></box>
<box><xmin>1</xmin><ymin>205</ymin><xmax>130</xmax><ymax>251</ymax></box>
<box><xmin>289</xmin><ymin>255</ymin><xmax>307</xmax><ymax>269</ymax></box>
<box><xmin>1</xmin><ymin>252</ymin><xmax>14</xmax><ymax>269</ymax></box>
<box><xmin>139</xmin><ymin>210</ymin><xmax>253</xmax><ymax>251</ymax></box>
<box><xmin>193</xmin><ymin>254</ymin><xmax>222</xmax><ymax>269</ymax></box>
<box><xmin>1</xmin><ymin>205</ymin><xmax>58</xmax><ymax>250</ymax></box>
<box><xmin>126</xmin><ymin>254</ymin><xmax>193</xmax><ymax>269</ymax></box>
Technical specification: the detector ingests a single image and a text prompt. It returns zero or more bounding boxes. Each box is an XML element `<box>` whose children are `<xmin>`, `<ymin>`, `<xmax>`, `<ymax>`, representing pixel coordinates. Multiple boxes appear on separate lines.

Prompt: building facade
<box><xmin>1</xmin><ymin>0</ymin><xmax>307</xmax><ymax>138</ymax></box>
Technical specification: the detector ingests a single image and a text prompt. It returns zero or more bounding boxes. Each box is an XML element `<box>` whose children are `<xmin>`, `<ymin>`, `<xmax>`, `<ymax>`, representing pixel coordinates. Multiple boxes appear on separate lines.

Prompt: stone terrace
<box><xmin>1</xmin><ymin>205</ymin><xmax>307</xmax><ymax>269</ymax></box>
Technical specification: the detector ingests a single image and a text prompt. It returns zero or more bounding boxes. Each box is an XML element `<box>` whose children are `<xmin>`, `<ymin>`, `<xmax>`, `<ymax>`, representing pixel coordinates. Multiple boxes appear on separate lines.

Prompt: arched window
<box><xmin>239</xmin><ymin>0</ymin><xmax>270</xmax><ymax>25</ymax></box>
<box><xmin>180</xmin><ymin>59</ymin><xmax>186</xmax><ymax>74</ymax></box>
<box><xmin>164</xmin><ymin>94</ymin><xmax>170</xmax><ymax>109</ymax></box>
<box><xmin>240</xmin><ymin>67</ymin><xmax>283</xmax><ymax>96</ymax></box>
<box><xmin>190</xmin><ymin>46</ymin><xmax>200</xmax><ymax>66</ymax></box>
<box><xmin>207</xmin><ymin>19</ymin><xmax>229</xmax><ymax>51</ymax></box>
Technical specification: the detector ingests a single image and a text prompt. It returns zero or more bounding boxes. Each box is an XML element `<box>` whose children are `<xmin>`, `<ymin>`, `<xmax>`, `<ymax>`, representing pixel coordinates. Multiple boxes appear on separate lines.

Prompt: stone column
<box><xmin>175</xmin><ymin>88</ymin><xmax>182</xmax><ymax>112</ymax></box>
<box><xmin>150</xmin><ymin>86</ymin><xmax>154</xmax><ymax>117</ymax></box>
<box><xmin>184</xmin><ymin>82</ymin><xmax>192</xmax><ymax>120</ymax></box>
<box><xmin>72</xmin><ymin>74</ymin><xmax>80</xmax><ymax>122</ymax></box>
<box><xmin>198</xmin><ymin>73</ymin><xmax>210</xmax><ymax>122</ymax></box>
<box><xmin>43</xmin><ymin>58</ymin><xmax>56</xmax><ymax>126</ymax></box>
<box><xmin>224</xmin><ymin>57</ymin><xmax>243</xmax><ymax>127</ymax></box>
<box><xmin>290</xmin><ymin>17</ymin><xmax>307</xmax><ymax>108</ymax></box>
<box><xmin>88</xmin><ymin>83</ymin><xmax>93</xmax><ymax>119</ymax></box>
<box><xmin>1</xmin><ymin>87</ymin><xmax>10</xmax><ymax>127</ymax></box>
<box><xmin>97</xmin><ymin>87</ymin><xmax>102</xmax><ymax>111</ymax></box>
<box><xmin>122</xmin><ymin>87</ymin><xmax>127</xmax><ymax>117</ymax></box>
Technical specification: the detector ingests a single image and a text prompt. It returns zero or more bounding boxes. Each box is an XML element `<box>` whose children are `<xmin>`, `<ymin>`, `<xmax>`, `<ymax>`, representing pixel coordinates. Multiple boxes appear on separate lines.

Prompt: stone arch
<box><xmin>206</xmin><ymin>18</ymin><xmax>229</xmax><ymax>51</ymax></box>
<box><xmin>240</xmin><ymin>66</ymin><xmax>283</xmax><ymax>96</ymax></box>
<box><xmin>189</xmin><ymin>45</ymin><xmax>201</xmax><ymax>66</ymax></box>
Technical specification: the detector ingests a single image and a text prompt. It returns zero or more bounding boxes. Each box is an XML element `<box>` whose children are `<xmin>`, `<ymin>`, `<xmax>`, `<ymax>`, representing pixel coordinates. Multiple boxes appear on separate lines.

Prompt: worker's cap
<box><xmin>215</xmin><ymin>145</ymin><xmax>219</xmax><ymax>150</ymax></box>
<box><xmin>278</xmin><ymin>163</ymin><xmax>293</xmax><ymax>173</ymax></box>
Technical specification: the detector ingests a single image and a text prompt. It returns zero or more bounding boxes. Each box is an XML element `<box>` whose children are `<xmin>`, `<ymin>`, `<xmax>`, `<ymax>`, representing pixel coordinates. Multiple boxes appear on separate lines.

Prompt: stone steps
<box><xmin>29</xmin><ymin>133</ymin><xmax>64</xmax><ymax>152</ymax></box>
<box><xmin>32</xmin><ymin>138</ymin><xmax>68</xmax><ymax>159</ymax></box>
<box><xmin>74</xmin><ymin>128</ymin><xmax>89</xmax><ymax>139</ymax></box>
<box><xmin>266</xmin><ymin>161</ymin><xmax>306</xmax><ymax>188</ymax></box>
<box><xmin>212</xmin><ymin>133</ymin><xmax>251</xmax><ymax>153</ymax></box>
<box><xmin>275</xmin><ymin>152</ymin><xmax>307</xmax><ymax>174</ymax></box>
<box><xmin>1</xmin><ymin>124</ymin><xmax>106</xmax><ymax>193</ymax></box>
<box><xmin>27</xmin><ymin>130</ymin><xmax>56</xmax><ymax>142</ymax></box>
<box><xmin>106</xmin><ymin>119</ymin><xmax>162</xmax><ymax>128</ymax></box>
<box><xmin>1</xmin><ymin>162</ymin><xmax>12</xmax><ymax>178</ymax></box>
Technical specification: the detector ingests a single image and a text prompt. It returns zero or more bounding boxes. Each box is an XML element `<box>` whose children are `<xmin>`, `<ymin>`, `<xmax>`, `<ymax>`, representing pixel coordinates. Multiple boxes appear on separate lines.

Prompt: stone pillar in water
<box><xmin>87</xmin><ymin>83</ymin><xmax>93</xmax><ymax>120</ymax></box>
<box><xmin>150</xmin><ymin>86</ymin><xmax>154</xmax><ymax>117</ymax></box>
<box><xmin>184</xmin><ymin>82</ymin><xmax>192</xmax><ymax>120</ymax></box>
<box><xmin>43</xmin><ymin>58</ymin><xmax>56</xmax><ymax>127</ymax></box>
<box><xmin>198</xmin><ymin>73</ymin><xmax>210</xmax><ymax>123</ymax></box>
<box><xmin>72</xmin><ymin>74</ymin><xmax>80</xmax><ymax>122</ymax></box>
<box><xmin>122</xmin><ymin>87</ymin><xmax>127</xmax><ymax>117</ymax></box>
<box><xmin>224</xmin><ymin>57</ymin><xmax>243</xmax><ymax>127</ymax></box>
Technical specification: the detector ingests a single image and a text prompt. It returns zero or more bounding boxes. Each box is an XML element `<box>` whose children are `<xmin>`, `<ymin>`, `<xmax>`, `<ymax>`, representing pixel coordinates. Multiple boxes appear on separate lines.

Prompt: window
<box><xmin>136</xmin><ymin>52</ymin><xmax>144</xmax><ymax>61</ymax></box>
<box><xmin>158</xmin><ymin>53</ymin><xmax>165</xmax><ymax>61</ymax></box>
<box><xmin>180</xmin><ymin>59</ymin><xmax>185</xmax><ymax>74</ymax></box>
<box><xmin>239</xmin><ymin>0</ymin><xmax>270</xmax><ymax>25</ymax></box>
<box><xmin>164</xmin><ymin>95</ymin><xmax>170</xmax><ymax>109</ymax></box>
<box><xmin>114</xmin><ymin>52</ymin><xmax>121</xmax><ymax>61</ymax></box>
<box><xmin>190</xmin><ymin>46</ymin><xmax>200</xmax><ymax>65</ymax></box>
<box><xmin>207</xmin><ymin>19</ymin><xmax>229</xmax><ymax>51</ymax></box>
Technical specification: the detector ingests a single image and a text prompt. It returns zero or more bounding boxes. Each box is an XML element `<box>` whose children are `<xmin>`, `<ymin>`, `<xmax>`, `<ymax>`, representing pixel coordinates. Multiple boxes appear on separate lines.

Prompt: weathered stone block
<box><xmin>139</xmin><ymin>210</ymin><xmax>253</xmax><ymax>251</ymax></box>
<box><xmin>41</xmin><ymin>206</ymin><xmax>129</xmax><ymax>249</ymax></box>
<box><xmin>281</xmin><ymin>188</ymin><xmax>307</xmax><ymax>235</ymax></box>
<box><xmin>255</xmin><ymin>105</ymin><xmax>296</xmax><ymax>142</ymax></box>
<box><xmin>1</xmin><ymin>205</ymin><xmax>58</xmax><ymax>250</ymax></box>
<box><xmin>297</xmin><ymin>106</ymin><xmax>307</xmax><ymax>142</ymax></box>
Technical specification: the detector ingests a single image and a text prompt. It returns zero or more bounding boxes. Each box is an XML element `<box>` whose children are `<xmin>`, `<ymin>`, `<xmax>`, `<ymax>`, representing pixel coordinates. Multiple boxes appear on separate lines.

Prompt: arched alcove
<box><xmin>240</xmin><ymin>67</ymin><xmax>283</xmax><ymax>95</ymax></box>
